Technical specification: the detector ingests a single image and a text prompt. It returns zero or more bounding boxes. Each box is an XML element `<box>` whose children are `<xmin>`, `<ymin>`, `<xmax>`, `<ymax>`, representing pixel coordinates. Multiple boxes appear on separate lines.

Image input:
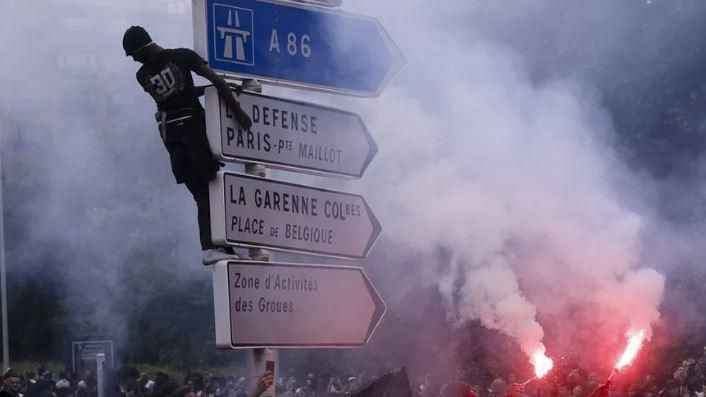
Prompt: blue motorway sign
<box><xmin>193</xmin><ymin>0</ymin><xmax>403</xmax><ymax>96</ymax></box>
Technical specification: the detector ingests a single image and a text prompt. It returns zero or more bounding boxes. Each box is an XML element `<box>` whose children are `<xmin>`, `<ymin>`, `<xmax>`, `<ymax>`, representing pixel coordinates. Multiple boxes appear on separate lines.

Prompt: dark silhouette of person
<box><xmin>0</xmin><ymin>369</ymin><xmax>22</xmax><ymax>397</ymax></box>
<box><xmin>122</xmin><ymin>26</ymin><xmax>251</xmax><ymax>264</ymax></box>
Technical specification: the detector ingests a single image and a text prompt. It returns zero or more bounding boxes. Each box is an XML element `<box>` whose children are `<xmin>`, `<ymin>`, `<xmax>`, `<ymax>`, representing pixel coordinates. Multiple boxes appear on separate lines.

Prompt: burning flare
<box><xmin>531</xmin><ymin>348</ymin><xmax>554</xmax><ymax>379</ymax></box>
<box><xmin>615</xmin><ymin>329</ymin><xmax>646</xmax><ymax>370</ymax></box>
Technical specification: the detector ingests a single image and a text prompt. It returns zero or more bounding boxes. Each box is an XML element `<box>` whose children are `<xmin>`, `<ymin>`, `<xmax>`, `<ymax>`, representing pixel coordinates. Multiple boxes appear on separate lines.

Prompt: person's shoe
<box><xmin>202</xmin><ymin>247</ymin><xmax>240</xmax><ymax>265</ymax></box>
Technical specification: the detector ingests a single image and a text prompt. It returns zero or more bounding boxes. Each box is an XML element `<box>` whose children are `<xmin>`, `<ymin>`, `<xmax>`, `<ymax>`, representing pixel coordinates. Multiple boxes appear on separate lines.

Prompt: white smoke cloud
<box><xmin>339</xmin><ymin>0</ymin><xmax>666</xmax><ymax>361</ymax></box>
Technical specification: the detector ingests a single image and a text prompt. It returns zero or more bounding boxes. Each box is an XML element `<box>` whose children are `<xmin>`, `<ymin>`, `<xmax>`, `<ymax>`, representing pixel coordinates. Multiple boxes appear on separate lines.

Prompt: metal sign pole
<box><xmin>244</xmin><ymin>125</ymin><xmax>277</xmax><ymax>397</ymax></box>
<box><xmin>249</xmin><ymin>347</ymin><xmax>277</xmax><ymax>397</ymax></box>
<box><xmin>197</xmin><ymin>0</ymin><xmax>390</xmax><ymax>377</ymax></box>
<box><xmin>96</xmin><ymin>353</ymin><xmax>105</xmax><ymax>397</ymax></box>
<box><xmin>0</xmin><ymin>150</ymin><xmax>8</xmax><ymax>372</ymax></box>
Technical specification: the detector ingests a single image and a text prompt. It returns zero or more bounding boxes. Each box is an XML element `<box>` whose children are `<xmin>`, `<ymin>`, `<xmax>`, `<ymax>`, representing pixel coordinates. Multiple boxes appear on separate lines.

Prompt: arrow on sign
<box><xmin>192</xmin><ymin>0</ymin><xmax>404</xmax><ymax>96</ymax></box>
<box><xmin>209</xmin><ymin>172</ymin><xmax>382</xmax><ymax>259</ymax></box>
<box><xmin>211</xmin><ymin>260</ymin><xmax>386</xmax><ymax>348</ymax></box>
<box><xmin>205</xmin><ymin>87</ymin><xmax>377</xmax><ymax>178</ymax></box>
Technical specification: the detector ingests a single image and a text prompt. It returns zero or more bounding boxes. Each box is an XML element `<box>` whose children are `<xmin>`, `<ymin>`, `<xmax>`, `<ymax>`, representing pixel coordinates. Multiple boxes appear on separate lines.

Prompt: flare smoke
<box><xmin>347</xmin><ymin>0</ymin><xmax>666</xmax><ymax>359</ymax></box>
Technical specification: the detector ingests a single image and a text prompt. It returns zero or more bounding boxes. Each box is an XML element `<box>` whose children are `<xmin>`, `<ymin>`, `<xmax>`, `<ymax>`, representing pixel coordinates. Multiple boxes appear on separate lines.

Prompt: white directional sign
<box><xmin>209</xmin><ymin>172</ymin><xmax>381</xmax><ymax>259</ymax></box>
<box><xmin>212</xmin><ymin>260</ymin><xmax>386</xmax><ymax>348</ymax></box>
<box><xmin>205</xmin><ymin>88</ymin><xmax>377</xmax><ymax>178</ymax></box>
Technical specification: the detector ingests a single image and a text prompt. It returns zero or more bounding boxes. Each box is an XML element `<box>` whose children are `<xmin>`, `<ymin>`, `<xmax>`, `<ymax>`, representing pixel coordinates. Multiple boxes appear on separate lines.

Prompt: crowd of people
<box><xmin>4</xmin><ymin>349</ymin><xmax>706</xmax><ymax>397</ymax></box>
<box><xmin>0</xmin><ymin>365</ymin><xmax>368</xmax><ymax>397</ymax></box>
<box><xmin>418</xmin><ymin>347</ymin><xmax>706</xmax><ymax>397</ymax></box>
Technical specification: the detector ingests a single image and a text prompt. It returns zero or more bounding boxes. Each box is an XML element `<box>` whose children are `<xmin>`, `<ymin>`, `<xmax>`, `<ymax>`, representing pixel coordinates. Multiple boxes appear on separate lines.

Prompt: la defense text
<box><xmin>224</xmin><ymin>102</ymin><xmax>344</xmax><ymax>166</ymax></box>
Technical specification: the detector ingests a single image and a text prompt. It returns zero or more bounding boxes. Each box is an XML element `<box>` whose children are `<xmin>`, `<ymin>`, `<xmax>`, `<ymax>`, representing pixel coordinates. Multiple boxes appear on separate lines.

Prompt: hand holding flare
<box><xmin>515</xmin><ymin>348</ymin><xmax>555</xmax><ymax>394</ymax></box>
<box><xmin>588</xmin><ymin>329</ymin><xmax>647</xmax><ymax>397</ymax></box>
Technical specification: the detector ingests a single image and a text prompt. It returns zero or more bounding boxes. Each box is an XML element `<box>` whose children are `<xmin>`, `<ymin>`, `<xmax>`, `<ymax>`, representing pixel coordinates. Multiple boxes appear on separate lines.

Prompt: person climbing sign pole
<box><xmin>123</xmin><ymin>25</ymin><xmax>252</xmax><ymax>264</ymax></box>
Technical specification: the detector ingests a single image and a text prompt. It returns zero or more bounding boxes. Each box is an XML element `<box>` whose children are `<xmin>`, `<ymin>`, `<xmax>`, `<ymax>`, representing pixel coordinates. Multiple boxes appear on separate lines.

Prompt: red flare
<box><xmin>614</xmin><ymin>329</ymin><xmax>646</xmax><ymax>370</ymax></box>
<box><xmin>531</xmin><ymin>349</ymin><xmax>554</xmax><ymax>379</ymax></box>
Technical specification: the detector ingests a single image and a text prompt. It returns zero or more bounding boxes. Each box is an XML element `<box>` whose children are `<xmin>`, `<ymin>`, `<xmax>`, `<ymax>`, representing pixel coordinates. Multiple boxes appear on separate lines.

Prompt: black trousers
<box><xmin>159</xmin><ymin>109</ymin><xmax>221</xmax><ymax>250</ymax></box>
<box><xmin>184</xmin><ymin>177</ymin><xmax>214</xmax><ymax>250</ymax></box>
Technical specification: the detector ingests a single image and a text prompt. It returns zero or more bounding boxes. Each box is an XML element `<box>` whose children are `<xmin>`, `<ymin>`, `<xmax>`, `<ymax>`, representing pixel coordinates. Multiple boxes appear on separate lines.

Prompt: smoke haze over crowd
<box><xmin>2</xmin><ymin>0</ymin><xmax>706</xmax><ymax>381</ymax></box>
<box><xmin>346</xmin><ymin>0</ymin><xmax>671</xmax><ymax>369</ymax></box>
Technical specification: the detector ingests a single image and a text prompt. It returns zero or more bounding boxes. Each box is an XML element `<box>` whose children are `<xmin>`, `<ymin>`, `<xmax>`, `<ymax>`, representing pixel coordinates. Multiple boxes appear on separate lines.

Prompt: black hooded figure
<box><xmin>123</xmin><ymin>26</ymin><xmax>251</xmax><ymax>264</ymax></box>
